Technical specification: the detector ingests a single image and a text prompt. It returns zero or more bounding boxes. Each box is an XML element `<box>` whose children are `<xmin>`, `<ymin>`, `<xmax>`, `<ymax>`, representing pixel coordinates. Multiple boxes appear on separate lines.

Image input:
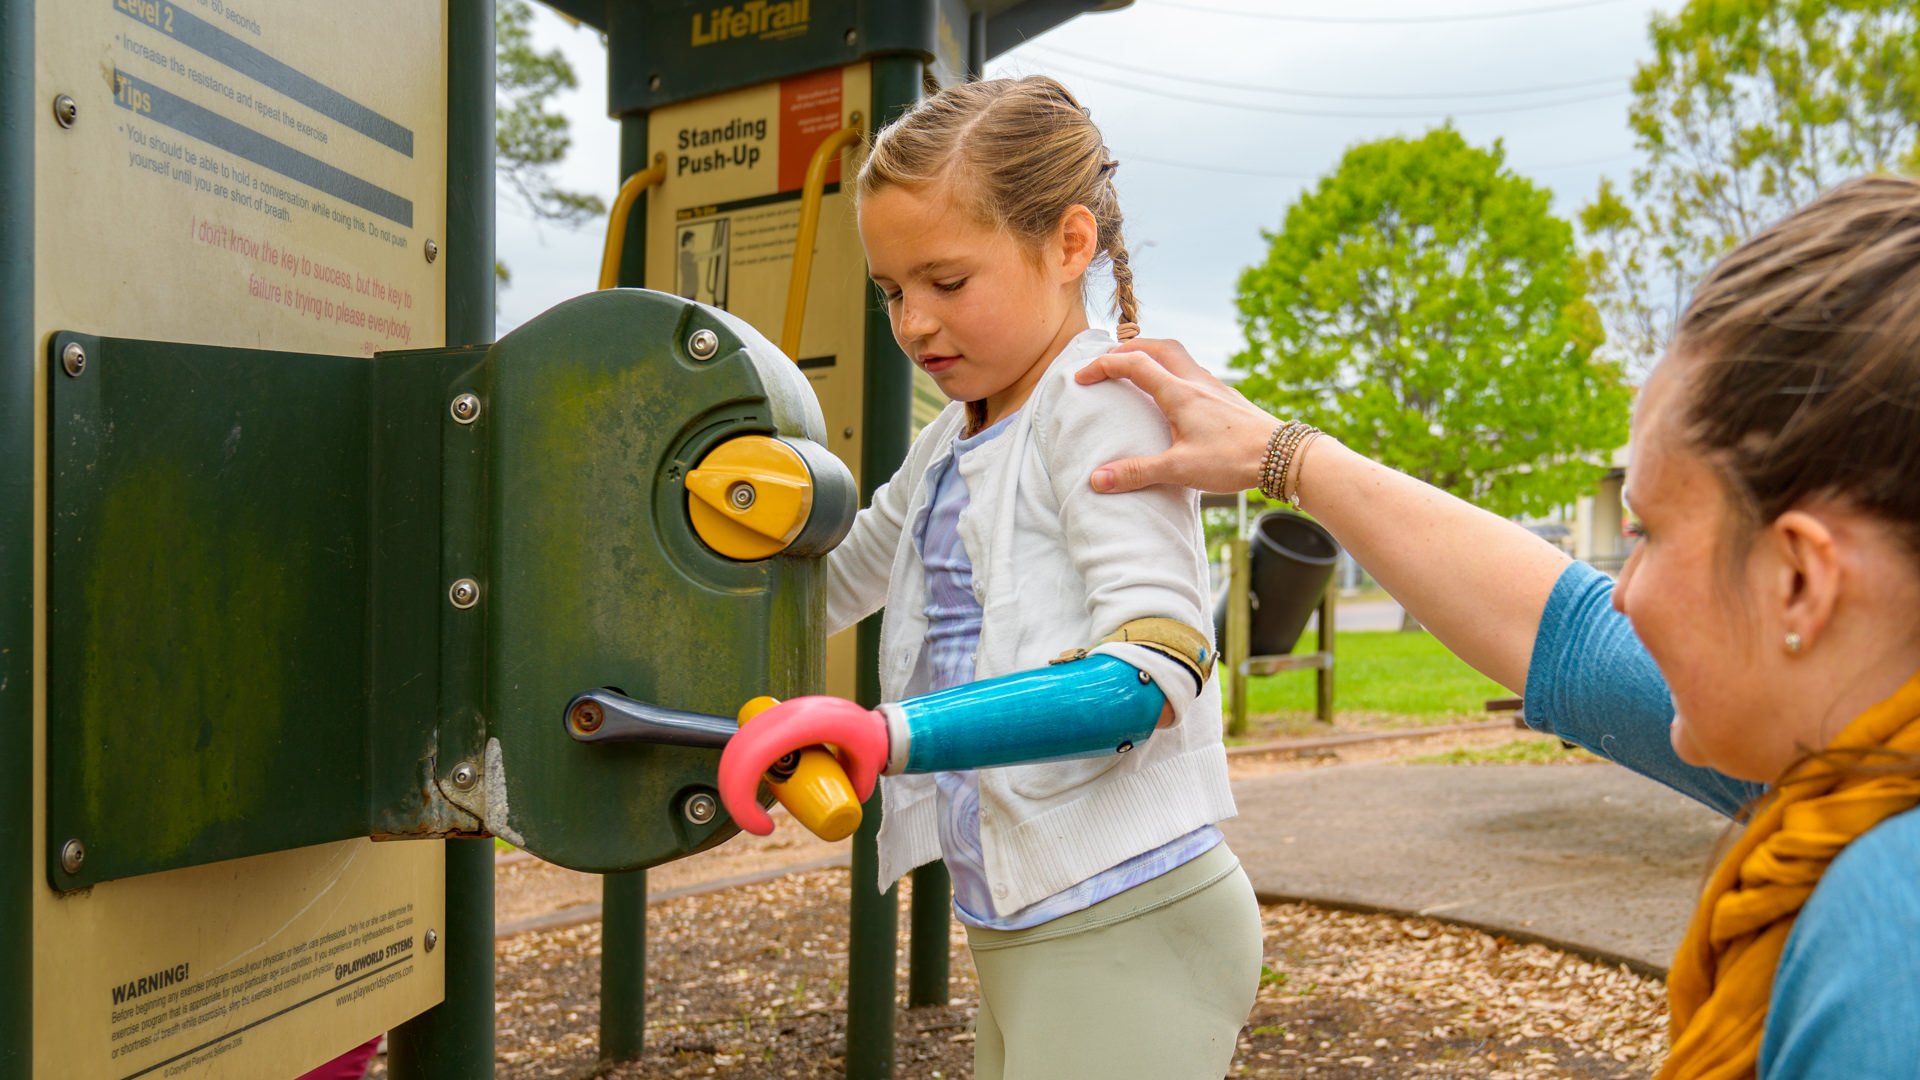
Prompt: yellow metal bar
<box><xmin>598</xmin><ymin>152</ymin><xmax>667</xmax><ymax>291</ymax></box>
<box><xmin>781</xmin><ymin>116</ymin><xmax>865</xmax><ymax>359</ymax></box>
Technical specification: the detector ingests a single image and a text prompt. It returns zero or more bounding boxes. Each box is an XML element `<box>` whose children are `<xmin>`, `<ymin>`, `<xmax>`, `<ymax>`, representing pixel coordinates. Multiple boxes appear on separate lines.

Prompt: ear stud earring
<box><xmin>1785</xmin><ymin>631</ymin><xmax>1803</xmax><ymax>653</ymax></box>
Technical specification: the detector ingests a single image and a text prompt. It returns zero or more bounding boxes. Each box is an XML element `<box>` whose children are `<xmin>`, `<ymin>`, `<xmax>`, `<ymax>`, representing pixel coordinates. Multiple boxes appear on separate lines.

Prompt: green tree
<box><xmin>1583</xmin><ymin>0</ymin><xmax>1920</xmax><ymax>365</ymax></box>
<box><xmin>1234</xmin><ymin>127</ymin><xmax>1630</xmax><ymax>519</ymax></box>
<box><xmin>496</xmin><ymin>0</ymin><xmax>606</xmax><ymax>284</ymax></box>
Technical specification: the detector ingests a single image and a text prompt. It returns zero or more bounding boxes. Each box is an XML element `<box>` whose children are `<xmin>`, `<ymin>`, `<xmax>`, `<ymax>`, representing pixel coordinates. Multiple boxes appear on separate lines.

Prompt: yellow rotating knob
<box><xmin>737</xmin><ymin>696</ymin><xmax>863</xmax><ymax>842</ymax></box>
<box><xmin>686</xmin><ymin>436</ymin><xmax>815</xmax><ymax>560</ymax></box>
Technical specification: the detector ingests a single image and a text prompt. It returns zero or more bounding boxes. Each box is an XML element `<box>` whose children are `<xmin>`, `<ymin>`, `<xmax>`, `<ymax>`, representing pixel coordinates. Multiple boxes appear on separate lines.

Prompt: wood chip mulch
<box><xmin>386</xmin><ymin>865</ymin><xmax>1668</xmax><ymax>1079</ymax></box>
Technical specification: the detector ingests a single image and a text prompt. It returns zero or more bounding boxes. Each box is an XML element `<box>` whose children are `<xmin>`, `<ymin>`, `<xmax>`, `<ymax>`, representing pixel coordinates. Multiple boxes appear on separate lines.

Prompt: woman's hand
<box><xmin>1074</xmin><ymin>338</ymin><xmax>1280</xmax><ymax>494</ymax></box>
<box><xmin>717</xmin><ymin>696</ymin><xmax>889</xmax><ymax>835</ymax></box>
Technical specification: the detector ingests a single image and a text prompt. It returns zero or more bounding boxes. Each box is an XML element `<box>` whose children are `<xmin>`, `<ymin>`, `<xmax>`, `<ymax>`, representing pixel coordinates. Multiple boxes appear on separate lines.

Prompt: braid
<box><xmin>1109</xmin><ymin>230</ymin><xmax>1140</xmax><ymax>341</ymax></box>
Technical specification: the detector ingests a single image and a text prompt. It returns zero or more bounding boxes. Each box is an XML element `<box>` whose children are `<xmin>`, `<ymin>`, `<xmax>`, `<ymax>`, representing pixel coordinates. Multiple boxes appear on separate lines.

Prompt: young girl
<box><xmin>717</xmin><ymin>76</ymin><xmax>1262</xmax><ymax>1077</ymax></box>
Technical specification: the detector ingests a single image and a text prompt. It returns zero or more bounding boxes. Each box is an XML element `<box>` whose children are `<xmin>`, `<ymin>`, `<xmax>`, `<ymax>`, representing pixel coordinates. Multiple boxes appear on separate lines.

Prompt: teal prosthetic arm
<box><xmin>884</xmin><ymin>654</ymin><xmax>1164</xmax><ymax>775</ymax></box>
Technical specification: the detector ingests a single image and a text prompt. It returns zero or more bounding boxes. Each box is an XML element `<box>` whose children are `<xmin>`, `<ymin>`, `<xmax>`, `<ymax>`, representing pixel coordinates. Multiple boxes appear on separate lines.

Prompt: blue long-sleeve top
<box><xmin>1523</xmin><ymin>561</ymin><xmax>1920</xmax><ymax>1077</ymax></box>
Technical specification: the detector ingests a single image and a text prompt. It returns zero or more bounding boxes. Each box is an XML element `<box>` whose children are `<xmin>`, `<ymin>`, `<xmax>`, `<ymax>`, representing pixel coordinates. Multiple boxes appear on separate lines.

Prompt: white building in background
<box><xmin>1570</xmin><ymin>444</ymin><xmax>1632</xmax><ymax>575</ymax></box>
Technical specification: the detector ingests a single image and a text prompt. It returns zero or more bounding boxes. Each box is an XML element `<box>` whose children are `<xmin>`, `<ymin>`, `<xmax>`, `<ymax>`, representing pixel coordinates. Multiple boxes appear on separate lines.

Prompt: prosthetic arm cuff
<box><xmin>880</xmin><ymin>654</ymin><xmax>1164</xmax><ymax>775</ymax></box>
<box><xmin>1051</xmin><ymin>617</ymin><xmax>1215</xmax><ymax>694</ymax></box>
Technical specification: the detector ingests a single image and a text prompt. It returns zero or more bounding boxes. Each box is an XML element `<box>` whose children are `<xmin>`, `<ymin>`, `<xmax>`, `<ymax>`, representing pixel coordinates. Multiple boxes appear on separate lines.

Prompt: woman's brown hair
<box><xmin>1674</xmin><ymin>174</ymin><xmax>1920</xmax><ymax>559</ymax></box>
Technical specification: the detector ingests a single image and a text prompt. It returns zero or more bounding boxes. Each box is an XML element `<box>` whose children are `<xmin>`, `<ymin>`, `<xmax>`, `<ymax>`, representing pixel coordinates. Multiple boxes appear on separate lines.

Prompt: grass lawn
<box><xmin>1409</xmin><ymin>736</ymin><xmax>1597</xmax><ymax>766</ymax></box>
<box><xmin>1231</xmin><ymin>628</ymin><xmax>1511</xmax><ymax>742</ymax></box>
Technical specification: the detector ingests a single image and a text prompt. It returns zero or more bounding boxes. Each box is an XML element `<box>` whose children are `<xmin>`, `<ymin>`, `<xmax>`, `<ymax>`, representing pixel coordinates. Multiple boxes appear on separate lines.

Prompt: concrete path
<box><xmin>1220</xmin><ymin>762</ymin><xmax>1728</xmax><ymax>974</ymax></box>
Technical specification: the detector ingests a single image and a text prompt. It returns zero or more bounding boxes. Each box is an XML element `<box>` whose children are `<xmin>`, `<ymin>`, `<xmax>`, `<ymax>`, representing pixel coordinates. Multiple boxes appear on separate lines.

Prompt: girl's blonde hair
<box><xmin>857</xmin><ymin>75</ymin><xmax>1139</xmax><ymax>335</ymax></box>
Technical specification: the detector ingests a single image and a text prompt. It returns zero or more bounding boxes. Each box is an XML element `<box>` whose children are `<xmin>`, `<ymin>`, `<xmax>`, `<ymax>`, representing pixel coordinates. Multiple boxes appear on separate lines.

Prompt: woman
<box><xmin>1076</xmin><ymin>175</ymin><xmax>1920</xmax><ymax>1077</ymax></box>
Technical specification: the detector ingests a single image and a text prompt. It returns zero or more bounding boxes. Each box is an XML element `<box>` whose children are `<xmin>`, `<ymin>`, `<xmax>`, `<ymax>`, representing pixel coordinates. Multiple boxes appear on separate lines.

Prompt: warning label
<box><xmin>106</xmin><ymin>903</ymin><xmax>417</xmax><ymax>1078</ymax></box>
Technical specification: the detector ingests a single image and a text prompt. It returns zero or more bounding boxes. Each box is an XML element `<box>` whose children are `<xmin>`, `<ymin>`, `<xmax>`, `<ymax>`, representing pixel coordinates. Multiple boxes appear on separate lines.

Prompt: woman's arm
<box><xmin>1075</xmin><ymin>339</ymin><xmax>1566</xmax><ymax>694</ymax></box>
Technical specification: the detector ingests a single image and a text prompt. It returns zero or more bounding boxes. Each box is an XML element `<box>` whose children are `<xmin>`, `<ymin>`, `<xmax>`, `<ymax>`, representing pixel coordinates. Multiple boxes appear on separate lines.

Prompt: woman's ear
<box><xmin>1055</xmin><ymin>204</ymin><xmax>1099</xmax><ymax>282</ymax></box>
<box><xmin>1771</xmin><ymin>509</ymin><xmax>1842</xmax><ymax>653</ymax></box>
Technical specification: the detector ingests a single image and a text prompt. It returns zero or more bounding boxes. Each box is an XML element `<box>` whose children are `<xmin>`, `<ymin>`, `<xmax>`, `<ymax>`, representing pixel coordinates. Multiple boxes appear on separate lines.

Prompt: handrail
<box><xmin>780</xmin><ymin>114</ymin><xmax>865</xmax><ymax>359</ymax></box>
<box><xmin>597</xmin><ymin>152</ymin><xmax>668</xmax><ymax>290</ymax></box>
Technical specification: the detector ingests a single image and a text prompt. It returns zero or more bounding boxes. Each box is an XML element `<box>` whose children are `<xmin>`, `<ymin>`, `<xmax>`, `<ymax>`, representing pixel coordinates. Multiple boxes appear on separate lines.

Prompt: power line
<box><xmin>1147</xmin><ymin>0</ymin><xmax>1624</xmax><ymax>24</ymax></box>
<box><xmin>1029</xmin><ymin>55</ymin><xmax>1630</xmax><ymax>118</ymax></box>
<box><xmin>1023</xmin><ymin>45</ymin><xmax>1623</xmax><ymax>101</ymax></box>
<box><xmin>1116</xmin><ymin>148</ymin><xmax>1635</xmax><ymax>179</ymax></box>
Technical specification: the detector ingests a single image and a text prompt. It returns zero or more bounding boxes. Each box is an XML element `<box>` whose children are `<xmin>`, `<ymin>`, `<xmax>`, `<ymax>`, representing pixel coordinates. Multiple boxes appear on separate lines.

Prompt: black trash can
<box><xmin>1214</xmin><ymin>511</ymin><xmax>1341</xmax><ymax>657</ymax></box>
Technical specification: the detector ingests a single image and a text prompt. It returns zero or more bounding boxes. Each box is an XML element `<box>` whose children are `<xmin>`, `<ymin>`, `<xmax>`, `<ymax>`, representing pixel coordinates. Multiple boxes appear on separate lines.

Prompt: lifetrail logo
<box><xmin>691</xmin><ymin>1</ymin><xmax>811</xmax><ymax>46</ymax></box>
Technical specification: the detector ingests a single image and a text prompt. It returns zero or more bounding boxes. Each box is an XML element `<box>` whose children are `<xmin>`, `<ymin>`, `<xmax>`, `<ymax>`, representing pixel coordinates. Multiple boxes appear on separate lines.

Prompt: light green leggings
<box><xmin>964</xmin><ymin>843</ymin><xmax>1263</xmax><ymax>1080</ymax></box>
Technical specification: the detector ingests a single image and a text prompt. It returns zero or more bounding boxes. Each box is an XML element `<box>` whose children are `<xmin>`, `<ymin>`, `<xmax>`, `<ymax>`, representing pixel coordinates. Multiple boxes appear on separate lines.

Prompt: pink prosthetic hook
<box><xmin>717</xmin><ymin>696</ymin><xmax>889</xmax><ymax>835</ymax></box>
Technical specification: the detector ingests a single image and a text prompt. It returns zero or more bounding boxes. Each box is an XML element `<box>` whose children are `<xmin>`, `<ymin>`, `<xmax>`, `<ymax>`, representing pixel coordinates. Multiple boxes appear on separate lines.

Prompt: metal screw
<box><xmin>682</xmin><ymin>791</ymin><xmax>718</xmax><ymax>825</ymax></box>
<box><xmin>424</xmin><ymin>929</ymin><xmax>438</xmax><ymax>953</ymax></box>
<box><xmin>52</xmin><ymin>94</ymin><xmax>77</xmax><ymax>128</ymax></box>
<box><xmin>728</xmin><ymin>482</ymin><xmax>757</xmax><ymax>511</ymax></box>
<box><xmin>844</xmin><ymin>28</ymin><xmax>857</xmax><ymax>46</ymax></box>
<box><xmin>1138</xmin><ymin>669</ymin><xmax>1152</xmax><ymax>684</ymax></box>
<box><xmin>687</xmin><ymin>328</ymin><xmax>719</xmax><ymax>361</ymax></box>
<box><xmin>450</xmin><ymin>763</ymin><xmax>477</xmax><ymax>790</ymax></box>
<box><xmin>60</xmin><ymin>342</ymin><xmax>86</xmax><ymax>378</ymax></box>
<box><xmin>649</xmin><ymin>74</ymin><xmax>662</xmax><ymax>92</ymax></box>
<box><xmin>1116</xmin><ymin>740</ymin><xmax>1134</xmax><ymax>754</ymax></box>
<box><xmin>570</xmin><ymin>699</ymin><xmax>605</xmax><ymax>735</ymax></box>
<box><xmin>450</xmin><ymin>392</ymin><xmax>481</xmax><ymax>424</ymax></box>
<box><xmin>59</xmin><ymin>838</ymin><xmax>85</xmax><ymax>875</ymax></box>
<box><xmin>424</xmin><ymin>238</ymin><xmax>439</xmax><ymax>264</ymax></box>
<box><xmin>842</xmin><ymin>426</ymin><xmax>854</xmax><ymax>439</ymax></box>
<box><xmin>448</xmin><ymin>578</ymin><xmax>480</xmax><ymax>609</ymax></box>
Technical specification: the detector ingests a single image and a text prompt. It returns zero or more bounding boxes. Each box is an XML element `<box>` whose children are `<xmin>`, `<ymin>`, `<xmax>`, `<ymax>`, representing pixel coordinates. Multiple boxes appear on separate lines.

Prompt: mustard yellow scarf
<box><xmin>1658</xmin><ymin>672</ymin><xmax>1920</xmax><ymax>1080</ymax></box>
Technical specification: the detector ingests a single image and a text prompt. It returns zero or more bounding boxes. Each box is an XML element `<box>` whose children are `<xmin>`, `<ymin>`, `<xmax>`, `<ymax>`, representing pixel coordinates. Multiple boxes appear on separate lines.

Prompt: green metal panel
<box><xmin>475</xmin><ymin>288</ymin><xmax>835</xmax><ymax>870</ymax></box>
<box><xmin>0</xmin><ymin>0</ymin><xmax>32</xmax><ymax>1064</ymax></box>
<box><xmin>44</xmin><ymin>332</ymin><xmax>388</xmax><ymax>890</ymax></box>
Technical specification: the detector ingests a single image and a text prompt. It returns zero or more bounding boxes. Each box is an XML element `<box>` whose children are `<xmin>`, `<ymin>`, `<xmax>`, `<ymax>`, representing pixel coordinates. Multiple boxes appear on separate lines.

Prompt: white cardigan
<box><xmin>826</xmin><ymin>328</ymin><xmax>1237</xmax><ymax>915</ymax></box>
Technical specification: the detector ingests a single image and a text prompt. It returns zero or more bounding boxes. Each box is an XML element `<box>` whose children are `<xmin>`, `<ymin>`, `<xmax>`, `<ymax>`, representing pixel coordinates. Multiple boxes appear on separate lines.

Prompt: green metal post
<box><xmin>601</xmin><ymin>870</ymin><xmax>648</xmax><ymax>1062</ymax></box>
<box><xmin>845</xmin><ymin>54</ymin><xmax>924</xmax><ymax>1080</ymax></box>
<box><xmin>598</xmin><ymin>113</ymin><xmax>653</xmax><ymax>1066</ymax></box>
<box><xmin>907</xmin><ymin>862</ymin><xmax>950</xmax><ymax>1006</ymax></box>
<box><xmin>0</xmin><ymin>0</ymin><xmax>33</xmax><ymax>1070</ymax></box>
<box><xmin>387</xmin><ymin>2</ymin><xmax>496</xmax><ymax>1076</ymax></box>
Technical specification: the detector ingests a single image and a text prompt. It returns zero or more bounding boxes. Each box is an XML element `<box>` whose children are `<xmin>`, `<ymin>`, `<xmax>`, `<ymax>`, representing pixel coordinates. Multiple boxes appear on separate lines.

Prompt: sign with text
<box><xmin>33</xmin><ymin>2</ymin><xmax>450</xmax><ymax>1075</ymax></box>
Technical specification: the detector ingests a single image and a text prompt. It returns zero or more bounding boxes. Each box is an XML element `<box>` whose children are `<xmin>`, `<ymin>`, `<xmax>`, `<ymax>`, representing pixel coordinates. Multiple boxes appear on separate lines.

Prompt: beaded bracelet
<box><xmin>1283</xmin><ymin>430</ymin><xmax>1323</xmax><ymax>511</ymax></box>
<box><xmin>1258</xmin><ymin>421</ymin><xmax>1322</xmax><ymax>506</ymax></box>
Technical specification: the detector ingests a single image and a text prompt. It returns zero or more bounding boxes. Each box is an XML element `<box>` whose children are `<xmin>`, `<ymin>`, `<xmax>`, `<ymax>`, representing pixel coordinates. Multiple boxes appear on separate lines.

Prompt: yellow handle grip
<box><xmin>737</xmin><ymin>696</ymin><xmax>863</xmax><ymax>842</ymax></box>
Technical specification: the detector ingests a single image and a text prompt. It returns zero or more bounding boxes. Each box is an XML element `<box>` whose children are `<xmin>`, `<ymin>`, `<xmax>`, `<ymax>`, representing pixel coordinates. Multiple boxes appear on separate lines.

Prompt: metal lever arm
<box><xmin>564</xmin><ymin>689</ymin><xmax>737</xmax><ymax>748</ymax></box>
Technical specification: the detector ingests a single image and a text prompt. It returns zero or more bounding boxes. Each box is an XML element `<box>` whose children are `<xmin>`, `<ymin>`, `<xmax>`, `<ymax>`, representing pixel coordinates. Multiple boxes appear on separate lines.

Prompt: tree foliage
<box><xmin>1234</xmin><ymin>128</ymin><xmax>1630</xmax><ymax>518</ymax></box>
<box><xmin>497</xmin><ymin>0</ymin><xmax>606</xmax><ymax>252</ymax></box>
<box><xmin>1583</xmin><ymin>0</ymin><xmax>1920</xmax><ymax>366</ymax></box>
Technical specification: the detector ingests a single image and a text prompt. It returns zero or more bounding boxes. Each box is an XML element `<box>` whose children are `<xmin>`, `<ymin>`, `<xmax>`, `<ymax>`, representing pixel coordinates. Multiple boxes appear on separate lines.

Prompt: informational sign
<box><xmin>646</xmin><ymin>63</ymin><xmax>874</xmax><ymax>695</ymax></box>
<box><xmin>37</xmin><ymin>0</ymin><xmax>447</xmax><ymax>357</ymax></box>
<box><xmin>33</xmin><ymin>2</ymin><xmax>449</xmax><ymax>1075</ymax></box>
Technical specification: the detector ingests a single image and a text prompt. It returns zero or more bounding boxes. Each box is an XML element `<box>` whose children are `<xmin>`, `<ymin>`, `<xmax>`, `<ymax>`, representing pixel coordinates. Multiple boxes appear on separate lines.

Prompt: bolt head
<box><xmin>61</xmin><ymin>342</ymin><xmax>86</xmax><ymax>377</ymax></box>
<box><xmin>649</xmin><ymin>74</ymin><xmax>662</xmax><ymax>92</ymax></box>
<box><xmin>425</xmin><ymin>929</ymin><xmax>438</xmax><ymax>953</ymax></box>
<box><xmin>450</xmin><ymin>392</ymin><xmax>481</xmax><ymax>424</ymax></box>
<box><xmin>424</xmin><ymin>238</ymin><xmax>439</xmax><ymax>264</ymax></box>
<box><xmin>53</xmin><ymin>94</ymin><xmax>77</xmax><ymax>128</ymax></box>
<box><xmin>571</xmin><ymin>699</ymin><xmax>605</xmax><ymax>734</ymax></box>
<box><xmin>450</xmin><ymin>763</ymin><xmax>477</xmax><ymax>790</ymax></box>
<box><xmin>844</xmin><ymin>28</ymin><xmax>858</xmax><ymax>46</ymax></box>
<box><xmin>59</xmin><ymin>838</ymin><xmax>85</xmax><ymax>874</ymax></box>
<box><xmin>448</xmin><ymin>578</ymin><xmax>480</xmax><ymax>609</ymax></box>
<box><xmin>683</xmin><ymin>791</ymin><xmax>718</xmax><ymax>825</ymax></box>
<box><xmin>687</xmin><ymin>328</ymin><xmax>720</xmax><ymax>361</ymax></box>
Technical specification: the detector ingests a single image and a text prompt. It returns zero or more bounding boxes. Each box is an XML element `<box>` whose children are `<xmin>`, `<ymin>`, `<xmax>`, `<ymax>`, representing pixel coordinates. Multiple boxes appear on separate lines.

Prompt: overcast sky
<box><xmin>497</xmin><ymin>0</ymin><xmax>1670</xmax><ymax>368</ymax></box>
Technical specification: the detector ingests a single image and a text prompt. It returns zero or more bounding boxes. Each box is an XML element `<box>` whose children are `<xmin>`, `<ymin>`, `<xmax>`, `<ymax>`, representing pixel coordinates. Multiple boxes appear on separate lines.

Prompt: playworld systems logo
<box><xmin>691</xmin><ymin>1</ymin><xmax>811</xmax><ymax>46</ymax></box>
